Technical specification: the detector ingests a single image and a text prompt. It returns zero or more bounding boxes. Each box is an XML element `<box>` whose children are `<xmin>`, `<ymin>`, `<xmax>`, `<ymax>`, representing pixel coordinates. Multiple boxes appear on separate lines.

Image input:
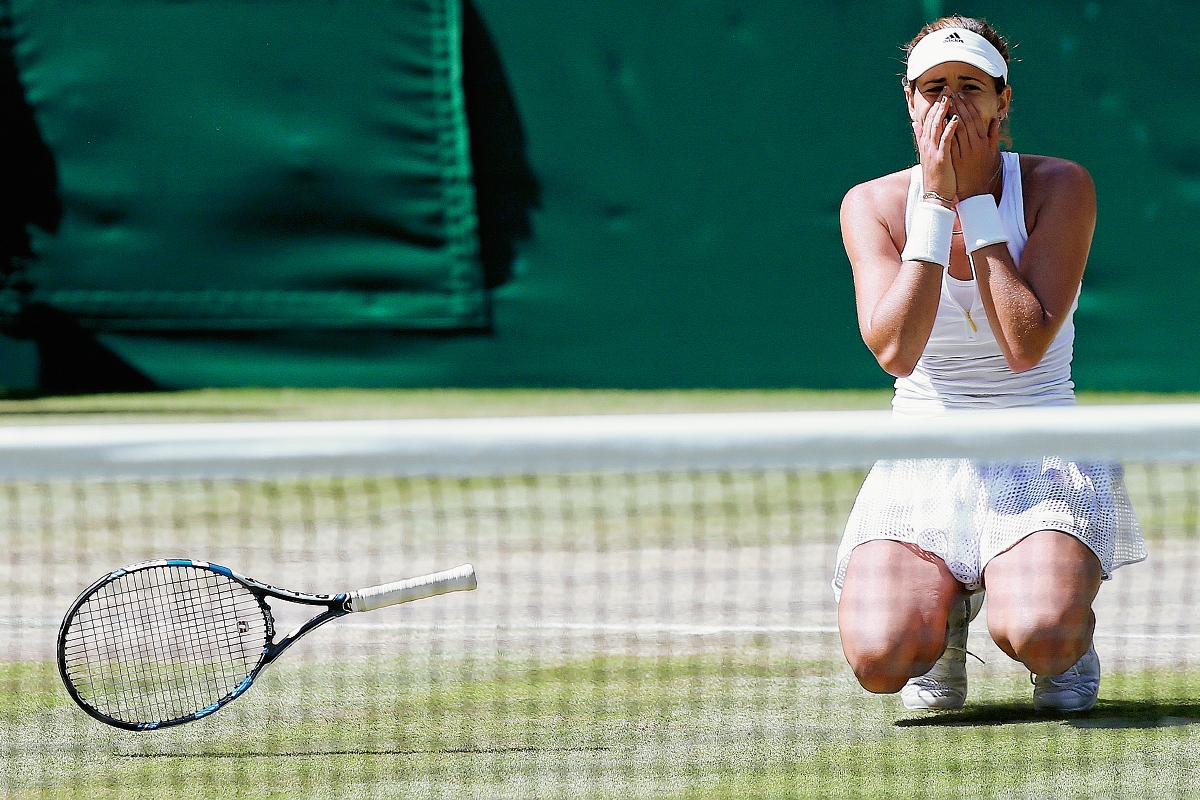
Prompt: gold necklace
<box><xmin>985</xmin><ymin>156</ymin><xmax>1004</xmax><ymax>195</ymax></box>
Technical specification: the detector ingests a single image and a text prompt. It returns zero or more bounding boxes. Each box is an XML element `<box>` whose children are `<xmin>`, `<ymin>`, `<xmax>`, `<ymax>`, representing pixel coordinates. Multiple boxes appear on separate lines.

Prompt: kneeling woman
<box><xmin>835</xmin><ymin>16</ymin><xmax>1145</xmax><ymax>712</ymax></box>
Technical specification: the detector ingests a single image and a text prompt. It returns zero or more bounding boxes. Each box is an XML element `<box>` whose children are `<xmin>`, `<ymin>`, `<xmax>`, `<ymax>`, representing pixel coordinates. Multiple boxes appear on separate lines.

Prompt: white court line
<box><xmin>0</xmin><ymin>618</ymin><xmax>60</xmax><ymax>628</ymax></box>
<box><xmin>7</xmin><ymin>617</ymin><xmax>1200</xmax><ymax>640</ymax></box>
<box><xmin>1093</xmin><ymin>632</ymin><xmax>1200</xmax><ymax>640</ymax></box>
<box><xmin>341</xmin><ymin>622</ymin><xmax>843</xmax><ymax>635</ymax></box>
<box><xmin>338</xmin><ymin>621</ymin><xmax>1200</xmax><ymax>640</ymax></box>
<box><xmin>0</xmin><ymin>618</ymin><xmax>840</xmax><ymax>635</ymax></box>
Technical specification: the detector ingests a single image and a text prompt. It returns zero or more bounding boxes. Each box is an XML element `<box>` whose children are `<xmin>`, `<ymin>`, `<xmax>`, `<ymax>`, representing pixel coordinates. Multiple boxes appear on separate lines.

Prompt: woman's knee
<box><xmin>984</xmin><ymin>530</ymin><xmax>1102</xmax><ymax>674</ymax></box>
<box><xmin>840</xmin><ymin>623</ymin><xmax>946</xmax><ymax>694</ymax></box>
<box><xmin>987</xmin><ymin>603</ymin><xmax>1095</xmax><ymax>675</ymax></box>
<box><xmin>845</xmin><ymin>642</ymin><xmax>937</xmax><ymax>694</ymax></box>
<box><xmin>838</xmin><ymin>540</ymin><xmax>964</xmax><ymax>692</ymax></box>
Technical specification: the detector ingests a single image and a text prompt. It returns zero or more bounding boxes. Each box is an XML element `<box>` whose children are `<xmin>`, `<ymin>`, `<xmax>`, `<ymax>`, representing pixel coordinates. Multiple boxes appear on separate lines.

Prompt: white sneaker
<box><xmin>1033</xmin><ymin>644</ymin><xmax>1100</xmax><ymax>712</ymax></box>
<box><xmin>900</xmin><ymin>592</ymin><xmax>983</xmax><ymax>711</ymax></box>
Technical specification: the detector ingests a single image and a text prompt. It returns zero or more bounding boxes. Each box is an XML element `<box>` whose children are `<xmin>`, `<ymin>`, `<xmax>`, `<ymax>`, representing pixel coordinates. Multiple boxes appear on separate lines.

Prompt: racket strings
<box><xmin>61</xmin><ymin>565</ymin><xmax>269</xmax><ymax>725</ymax></box>
<box><xmin>66</xmin><ymin>568</ymin><xmax>264</xmax><ymax>722</ymax></box>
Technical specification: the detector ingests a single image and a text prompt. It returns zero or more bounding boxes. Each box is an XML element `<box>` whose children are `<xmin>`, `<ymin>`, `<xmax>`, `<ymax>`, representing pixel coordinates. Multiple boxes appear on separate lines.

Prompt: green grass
<box><xmin>5</xmin><ymin>657</ymin><xmax>1200</xmax><ymax>798</ymax></box>
<box><xmin>0</xmin><ymin>387</ymin><xmax>1194</xmax><ymax>425</ymax></box>
<box><xmin>2</xmin><ymin>389</ymin><xmax>1198</xmax><ymax>797</ymax></box>
<box><xmin>0</xmin><ymin>388</ymin><xmax>893</xmax><ymax>425</ymax></box>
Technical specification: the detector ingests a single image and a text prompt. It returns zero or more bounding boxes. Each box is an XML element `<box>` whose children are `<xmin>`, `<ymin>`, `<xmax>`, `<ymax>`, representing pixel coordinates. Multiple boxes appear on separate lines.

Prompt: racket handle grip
<box><xmin>347</xmin><ymin>563</ymin><xmax>477</xmax><ymax>613</ymax></box>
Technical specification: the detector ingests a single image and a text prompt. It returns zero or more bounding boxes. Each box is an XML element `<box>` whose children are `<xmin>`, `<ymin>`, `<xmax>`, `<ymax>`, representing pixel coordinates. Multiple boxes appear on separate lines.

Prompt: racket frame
<box><xmin>60</xmin><ymin>558</ymin><xmax>360</xmax><ymax>731</ymax></box>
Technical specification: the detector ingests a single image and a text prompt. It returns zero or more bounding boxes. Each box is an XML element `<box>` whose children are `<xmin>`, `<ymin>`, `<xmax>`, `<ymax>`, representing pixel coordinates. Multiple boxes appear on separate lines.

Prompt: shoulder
<box><xmin>1018</xmin><ymin>154</ymin><xmax>1096</xmax><ymax>233</ymax></box>
<box><xmin>1019</xmin><ymin>155</ymin><xmax>1095</xmax><ymax>206</ymax></box>
<box><xmin>840</xmin><ymin>169</ymin><xmax>913</xmax><ymax>260</ymax></box>
<box><xmin>841</xmin><ymin>169</ymin><xmax>912</xmax><ymax>242</ymax></box>
<box><xmin>842</xmin><ymin>169</ymin><xmax>911</xmax><ymax>213</ymax></box>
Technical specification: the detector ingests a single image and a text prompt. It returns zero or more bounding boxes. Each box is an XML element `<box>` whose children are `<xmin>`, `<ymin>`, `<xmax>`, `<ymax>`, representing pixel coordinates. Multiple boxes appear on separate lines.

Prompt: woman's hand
<box><xmin>912</xmin><ymin>90</ymin><xmax>958</xmax><ymax>203</ymax></box>
<box><xmin>949</xmin><ymin>92</ymin><xmax>1001</xmax><ymax>198</ymax></box>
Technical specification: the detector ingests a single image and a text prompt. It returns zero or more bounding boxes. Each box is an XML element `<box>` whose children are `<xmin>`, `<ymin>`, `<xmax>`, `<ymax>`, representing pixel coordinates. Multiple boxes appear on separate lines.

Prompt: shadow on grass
<box><xmin>895</xmin><ymin>699</ymin><xmax>1200</xmax><ymax>729</ymax></box>
<box><xmin>0</xmin><ymin>406</ymin><xmax>275</xmax><ymax>416</ymax></box>
<box><xmin>115</xmin><ymin>745</ymin><xmax>612</xmax><ymax>759</ymax></box>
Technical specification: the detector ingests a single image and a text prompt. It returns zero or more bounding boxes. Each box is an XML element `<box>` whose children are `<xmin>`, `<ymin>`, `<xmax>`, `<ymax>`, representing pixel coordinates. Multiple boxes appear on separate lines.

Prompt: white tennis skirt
<box><xmin>832</xmin><ymin>457</ymin><xmax>1147</xmax><ymax>598</ymax></box>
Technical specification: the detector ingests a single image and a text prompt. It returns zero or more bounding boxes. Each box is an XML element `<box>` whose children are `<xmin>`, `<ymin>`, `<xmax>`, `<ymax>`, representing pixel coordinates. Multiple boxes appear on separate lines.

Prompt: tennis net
<box><xmin>3</xmin><ymin>405</ymin><xmax>1200</xmax><ymax>799</ymax></box>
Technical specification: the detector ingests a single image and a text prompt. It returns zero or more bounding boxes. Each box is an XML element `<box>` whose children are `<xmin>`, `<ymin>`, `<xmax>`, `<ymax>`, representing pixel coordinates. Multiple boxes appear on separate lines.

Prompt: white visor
<box><xmin>905</xmin><ymin>28</ymin><xmax>1007</xmax><ymax>83</ymax></box>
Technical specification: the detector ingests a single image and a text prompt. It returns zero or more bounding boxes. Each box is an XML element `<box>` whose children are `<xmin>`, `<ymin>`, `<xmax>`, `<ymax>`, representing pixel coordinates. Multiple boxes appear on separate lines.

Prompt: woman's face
<box><xmin>905</xmin><ymin>61</ymin><xmax>1011</xmax><ymax>128</ymax></box>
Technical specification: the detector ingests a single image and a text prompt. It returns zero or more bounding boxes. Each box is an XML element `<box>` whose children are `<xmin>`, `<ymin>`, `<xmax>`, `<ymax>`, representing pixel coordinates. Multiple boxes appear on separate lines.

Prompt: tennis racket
<box><xmin>57</xmin><ymin>558</ymin><xmax>477</xmax><ymax>731</ymax></box>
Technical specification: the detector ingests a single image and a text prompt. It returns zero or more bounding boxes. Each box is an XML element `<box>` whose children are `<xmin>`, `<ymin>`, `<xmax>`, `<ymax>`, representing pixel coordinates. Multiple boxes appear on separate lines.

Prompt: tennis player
<box><xmin>834</xmin><ymin>16</ymin><xmax>1146</xmax><ymax>712</ymax></box>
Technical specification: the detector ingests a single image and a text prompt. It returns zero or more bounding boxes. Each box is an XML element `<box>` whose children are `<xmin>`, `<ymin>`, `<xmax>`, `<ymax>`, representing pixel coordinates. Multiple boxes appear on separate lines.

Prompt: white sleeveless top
<box><xmin>892</xmin><ymin>151</ymin><xmax>1079</xmax><ymax>414</ymax></box>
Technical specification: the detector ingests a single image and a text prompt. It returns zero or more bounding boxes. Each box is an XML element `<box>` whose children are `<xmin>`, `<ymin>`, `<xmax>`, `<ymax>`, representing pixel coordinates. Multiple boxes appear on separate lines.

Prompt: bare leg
<box><xmin>983</xmin><ymin>530</ymin><xmax>1102</xmax><ymax>676</ymax></box>
<box><xmin>839</xmin><ymin>540</ymin><xmax>967</xmax><ymax>694</ymax></box>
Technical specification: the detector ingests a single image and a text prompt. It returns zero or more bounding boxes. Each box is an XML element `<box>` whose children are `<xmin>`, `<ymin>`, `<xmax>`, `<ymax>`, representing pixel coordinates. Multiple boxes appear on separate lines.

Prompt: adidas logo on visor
<box><xmin>944</xmin><ymin>32</ymin><xmax>964</xmax><ymax>43</ymax></box>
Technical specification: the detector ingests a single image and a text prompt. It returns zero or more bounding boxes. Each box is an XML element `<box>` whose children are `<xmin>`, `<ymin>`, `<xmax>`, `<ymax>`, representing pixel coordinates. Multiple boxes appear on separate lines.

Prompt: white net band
<box><xmin>0</xmin><ymin>404</ymin><xmax>1197</xmax><ymax>479</ymax></box>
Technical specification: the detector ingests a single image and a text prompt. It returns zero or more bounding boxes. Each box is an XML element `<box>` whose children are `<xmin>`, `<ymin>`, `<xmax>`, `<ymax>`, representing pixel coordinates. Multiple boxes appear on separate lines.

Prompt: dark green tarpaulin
<box><xmin>0</xmin><ymin>0</ymin><xmax>1195</xmax><ymax>390</ymax></box>
<box><xmin>5</xmin><ymin>0</ymin><xmax>484</xmax><ymax>330</ymax></box>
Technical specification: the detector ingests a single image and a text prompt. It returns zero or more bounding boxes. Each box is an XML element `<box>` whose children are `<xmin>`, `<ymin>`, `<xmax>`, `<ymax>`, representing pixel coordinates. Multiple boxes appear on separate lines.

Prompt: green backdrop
<box><xmin>6</xmin><ymin>0</ymin><xmax>482</xmax><ymax>331</ymax></box>
<box><xmin>0</xmin><ymin>0</ymin><xmax>1192</xmax><ymax>390</ymax></box>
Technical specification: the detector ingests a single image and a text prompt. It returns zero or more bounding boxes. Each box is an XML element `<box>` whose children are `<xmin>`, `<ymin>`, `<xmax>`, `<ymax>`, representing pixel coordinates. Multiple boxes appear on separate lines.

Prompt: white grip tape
<box><xmin>900</xmin><ymin>201</ymin><xmax>955</xmax><ymax>268</ymax></box>
<box><xmin>956</xmin><ymin>193</ymin><xmax>1008</xmax><ymax>253</ymax></box>
<box><xmin>347</xmin><ymin>563</ymin><xmax>477</xmax><ymax>612</ymax></box>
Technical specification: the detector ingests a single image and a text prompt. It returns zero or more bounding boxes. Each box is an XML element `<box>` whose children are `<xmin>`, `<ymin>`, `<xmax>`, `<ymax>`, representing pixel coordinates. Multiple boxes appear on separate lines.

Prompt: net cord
<box><xmin>4</xmin><ymin>405</ymin><xmax>1199</xmax><ymax>480</ymax></box>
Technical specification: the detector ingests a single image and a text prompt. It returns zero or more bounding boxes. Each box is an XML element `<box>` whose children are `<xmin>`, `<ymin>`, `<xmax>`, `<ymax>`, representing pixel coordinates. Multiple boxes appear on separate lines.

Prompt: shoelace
<box><xmin>944</xmin><ymin>642</ymin><xmax>985</xmax><ymax>666</ymax></box>
<box><xmin>1030</xmin><ymin>662</ymin><xmax>1078</xmax><ymax>687</ymax></box>
<box><xmin>916</xmin><ymin>645</ymin><xmax>984</xmax><ymax>686</ymax></box>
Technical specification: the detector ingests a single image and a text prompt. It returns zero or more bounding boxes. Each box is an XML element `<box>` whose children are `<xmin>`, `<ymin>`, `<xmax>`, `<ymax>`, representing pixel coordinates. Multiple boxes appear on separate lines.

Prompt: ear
<box><xmin>996</xmin><ymin>85</ymin><xmax>1012</xmax><ymax>118</ymax></box>
<box><xmin>904</xmin><ymin>82</ymin><xmax>918</xmax><ymax>121</ymax></box>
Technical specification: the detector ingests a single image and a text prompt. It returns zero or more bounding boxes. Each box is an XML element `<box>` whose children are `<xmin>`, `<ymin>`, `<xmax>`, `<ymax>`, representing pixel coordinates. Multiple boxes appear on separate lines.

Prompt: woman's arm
<box><xmin>843</xmin><ymin>90</ymin><xmax>960</xmax><ymax>378</ymax></box>
<box><xmin>951</xmin><ymin>97</ymin><xmax>1095</xmax><ymax>373</ymax></box>
<box><xmin>970</xmin><ymin>161</ymin><xmax>1095</xmax><ymax>372</ymax></box>
<box><xmin>842</xmin><ymin>183</ymin><xmax>943</xmax><ymax>378</ymax></box>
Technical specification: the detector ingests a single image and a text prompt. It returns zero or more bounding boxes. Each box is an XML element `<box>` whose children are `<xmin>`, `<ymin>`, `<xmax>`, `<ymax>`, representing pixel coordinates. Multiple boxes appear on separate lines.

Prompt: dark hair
<box><xmin>903</xmin><ymin>16</ymin><xmax>1010</xmax><ymax>94</ymax></box>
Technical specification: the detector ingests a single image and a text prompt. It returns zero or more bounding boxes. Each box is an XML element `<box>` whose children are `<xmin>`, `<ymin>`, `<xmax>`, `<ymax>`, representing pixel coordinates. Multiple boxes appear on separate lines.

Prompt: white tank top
<box><xmin>892</xmin><ymin>151</ymin><xmax>1079</xmax><ymax>414</ymax></box>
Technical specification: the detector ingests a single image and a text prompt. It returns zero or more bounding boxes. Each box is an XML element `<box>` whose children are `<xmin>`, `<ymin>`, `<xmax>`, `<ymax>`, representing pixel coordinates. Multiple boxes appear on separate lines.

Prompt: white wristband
<box><xmin>900</xmin><ymin>201</ymin><xmax>955</xmax><ymax>268</ymax></box>
<box><xmin>956</xmin><ymin>194</ymin><xmax>1008</xmax><ymax>253</ymax></box>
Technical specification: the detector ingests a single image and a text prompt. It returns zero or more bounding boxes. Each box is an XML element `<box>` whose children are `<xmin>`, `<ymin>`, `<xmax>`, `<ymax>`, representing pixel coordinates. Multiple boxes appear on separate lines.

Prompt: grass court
<box><xmin>2</xmin><ymin>389</ymin><xmax>1199</xmax><ymax>798</ymax></box>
